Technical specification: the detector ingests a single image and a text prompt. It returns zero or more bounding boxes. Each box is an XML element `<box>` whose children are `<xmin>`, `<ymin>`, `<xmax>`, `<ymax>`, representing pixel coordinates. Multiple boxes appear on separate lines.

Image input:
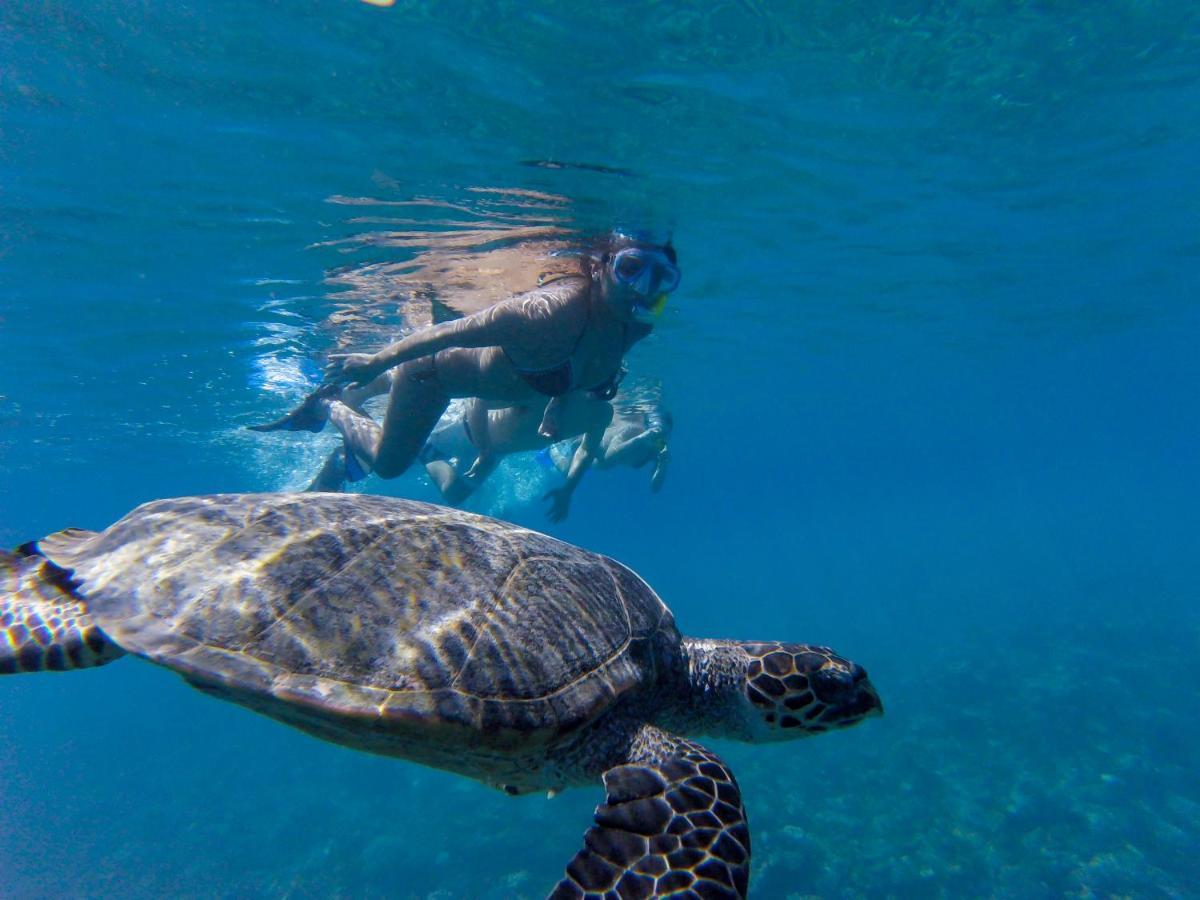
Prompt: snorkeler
<box><xmin>251</xmin><ymin>231</ymin><xmax>680</xmax><ymax>484</ymax></box>
<box><xmin>425</xmin><ymin>391</ymin><xmax>617</xmax><ymax>520</ymax></box>
<box><xmin>307</xmin><ymin>385</ymin><xmax>669</xmax><ymax>518</ymax></box>
<box><xmin>552</xmin><ymin>400</ymin><xmax>673</xmax><ymax>492</ymax></box>
<box><xmin>307</xmin><ymin>393</ymin><xmax>615</xmax><ymax>521</ymax></box>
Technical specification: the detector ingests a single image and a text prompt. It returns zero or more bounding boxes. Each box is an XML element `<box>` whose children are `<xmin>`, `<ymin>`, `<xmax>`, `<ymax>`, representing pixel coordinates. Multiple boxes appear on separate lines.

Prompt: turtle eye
<box><xmin>810</xmin><ymin>666</ymin><xmax>856</xmax><ymax>704</ymax></box>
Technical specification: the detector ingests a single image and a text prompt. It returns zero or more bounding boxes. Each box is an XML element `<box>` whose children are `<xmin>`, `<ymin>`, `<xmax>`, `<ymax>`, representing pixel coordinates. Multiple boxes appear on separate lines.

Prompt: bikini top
<box><xmin>504</xmin><ymin>277</ymin><xmax>649</xmax><ymax>398</ymax></box>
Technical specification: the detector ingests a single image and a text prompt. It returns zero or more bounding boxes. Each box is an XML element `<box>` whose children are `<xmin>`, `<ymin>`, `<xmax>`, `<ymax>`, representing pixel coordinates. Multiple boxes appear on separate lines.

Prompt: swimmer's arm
<box><xmin>375</xmin><ymin>300</ymin><xmax>535</xmax><ymax>367</ymax></box>
<box><xmin>605</xmin><ymin>427</ymin><xmax>663</xmax><ymax>466</ymax></box>
<box><xmin>650</xmin><ymin>445</ymin><xmax>670</xmax><ymax>493</ymax></box>
<box><xmin>544</xmin><ymin>404</ymin><xmax>609</xmax><ymax>522</ymax></box>
<box><xmin>330</xmin><ymin>290</ymin><xmax>573</xmax><ymax>384</ymax></box>
<box><xmin>563</xmin><ymin>430</ymin><xmax>599</xmax><ymax>489</ymax></box>
<box><xmin>603</xmin><ymin>430</ymin><xmax>650</xmax><ymax>462</ymax></box>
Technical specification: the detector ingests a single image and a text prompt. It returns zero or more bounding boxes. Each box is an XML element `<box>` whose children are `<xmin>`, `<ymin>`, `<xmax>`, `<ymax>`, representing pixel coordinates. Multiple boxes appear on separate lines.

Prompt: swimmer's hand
<box><xmin>543</xmin><ymin>487</ymin><xmax>572</xmax><ymax>522</ymax></box>
<box><xmin>325</xmin><ymin>352</ymin><xmax>384</xmax><ymax>387</ymax></box>
<box><xmin>537</xmin><ymin>397</ymin><xmax>564</xmax><ymax>441</ymax></box>
<box><xmin>650</xmin><ymin>448</ymin><xmax>670</xmax><ymax>493</ymax></box>
<box><xmin>463</xmin><ymin>452</ymin><xmax>493</xmax><ymax>481</ymax></box>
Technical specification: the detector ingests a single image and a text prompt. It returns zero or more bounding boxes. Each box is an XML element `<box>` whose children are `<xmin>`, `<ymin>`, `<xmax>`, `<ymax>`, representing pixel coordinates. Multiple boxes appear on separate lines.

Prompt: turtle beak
<box><xmin>820</xmin><ymin>662</ymin><xmax>883</xmax><ymax>721</ymax></box>
<box><xmin>860</xmin><ymin>682</ymin><xmax>884</xmax><ymax>717</ymax></box>
<box><xmin>850</xmin><ymin>665</ymin><xmax>883</xmax><ymax>718</ymax></box>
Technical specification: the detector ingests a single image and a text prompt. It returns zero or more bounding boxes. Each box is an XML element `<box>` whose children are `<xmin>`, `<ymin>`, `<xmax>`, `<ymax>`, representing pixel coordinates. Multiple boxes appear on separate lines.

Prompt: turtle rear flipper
<box><xmin>551</xmin><ymin>725</ymin><xmax>751</xmax><ymax>899</ymax></box>
<box><xmin>24</xmin><ymin>526</ymin><xmax>97</xmax><ymax>562</ymax></box>
<box><xmin>0</xmin><ymin>546</ymin><xmax>124</xmax><ymax>674</ymax></box>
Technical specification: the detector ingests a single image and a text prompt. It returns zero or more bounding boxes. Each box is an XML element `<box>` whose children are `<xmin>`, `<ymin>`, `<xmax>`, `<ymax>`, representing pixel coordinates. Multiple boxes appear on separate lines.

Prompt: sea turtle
<box><xmin>1</xmin><ymin>493</ymin><xmax>881</xmax><ymax>898</ymax></box>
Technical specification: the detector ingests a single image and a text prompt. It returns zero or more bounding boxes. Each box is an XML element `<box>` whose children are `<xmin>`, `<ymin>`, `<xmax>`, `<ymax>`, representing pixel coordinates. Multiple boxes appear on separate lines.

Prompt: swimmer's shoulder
<box><xmin>506</xmin><ymin>274</ymin><xmax>590</xmax><ymax>323</ymax></box>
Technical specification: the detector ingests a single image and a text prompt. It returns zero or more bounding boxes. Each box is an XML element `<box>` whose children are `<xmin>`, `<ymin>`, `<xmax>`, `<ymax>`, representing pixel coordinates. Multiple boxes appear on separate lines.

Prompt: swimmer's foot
<box><xmin>305</xmin><ymin>448</ymin><xmax>348</xmax><ymax>493</ymax></box>
<box><xmin>425</xmin><ymin>460</ymin><xmax>472</xmax><ymax>505</ymax></box>
<box><xmin>247</xmin><ymin>383</ymin><xmax>341</xmax><ymax>433</ymax></box>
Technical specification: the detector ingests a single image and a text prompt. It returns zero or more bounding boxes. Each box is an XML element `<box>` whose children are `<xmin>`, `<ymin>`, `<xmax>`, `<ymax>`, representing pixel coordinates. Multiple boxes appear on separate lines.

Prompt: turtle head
<box><xmin>734</xmin><ymin>641</ymin><xmax>882</xmax><ymax>741</ymax></box>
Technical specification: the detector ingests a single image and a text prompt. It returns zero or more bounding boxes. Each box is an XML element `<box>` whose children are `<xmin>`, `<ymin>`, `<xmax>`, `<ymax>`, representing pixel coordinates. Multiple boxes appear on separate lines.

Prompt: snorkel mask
<box><xmin>609</xmin><ymin>244</ymin><xmax>680</xmax><ymax>323</ymax></box>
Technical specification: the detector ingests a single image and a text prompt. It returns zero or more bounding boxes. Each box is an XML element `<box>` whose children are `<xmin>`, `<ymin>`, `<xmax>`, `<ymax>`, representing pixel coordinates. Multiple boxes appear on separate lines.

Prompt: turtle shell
<box><xmin>40</xmin><ymin>493</ymin><xmax>678</xmax><ymax>746</ymax></box>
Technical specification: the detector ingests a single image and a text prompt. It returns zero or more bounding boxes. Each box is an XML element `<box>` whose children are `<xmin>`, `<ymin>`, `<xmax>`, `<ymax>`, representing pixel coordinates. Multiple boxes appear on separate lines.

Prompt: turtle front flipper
<box><xmin>551</xmin><ymin>725</ymin><xmax>750</xmax><ymax>899</ymax></box>
<box><xmin>1</xmin><ymin>548</ymin><xmax>124</xmax><ymax>673</ymax></box>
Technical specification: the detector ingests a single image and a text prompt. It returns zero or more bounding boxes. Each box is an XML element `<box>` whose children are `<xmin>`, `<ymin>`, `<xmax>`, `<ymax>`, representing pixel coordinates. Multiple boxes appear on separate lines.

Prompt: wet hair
<box><xmin>579</xmin><ymin>230</ymin><xmax>678</xmax><ymax>281</ymax></box>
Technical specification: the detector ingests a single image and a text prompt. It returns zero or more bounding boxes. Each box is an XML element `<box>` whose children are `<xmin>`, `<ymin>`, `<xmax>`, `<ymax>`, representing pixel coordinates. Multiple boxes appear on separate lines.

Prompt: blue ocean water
<box><xmin>2</xmin><ymin>1</ymin><xmax>1198</xmax><ymax>896</ymax></box>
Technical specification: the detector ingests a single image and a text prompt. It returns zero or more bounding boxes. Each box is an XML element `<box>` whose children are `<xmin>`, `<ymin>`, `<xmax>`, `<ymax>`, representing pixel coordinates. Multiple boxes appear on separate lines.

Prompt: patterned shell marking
<box><xmin>40</xmin><ymin>494</ymin><xmax>677</xmax><ymax>740</ymax></box>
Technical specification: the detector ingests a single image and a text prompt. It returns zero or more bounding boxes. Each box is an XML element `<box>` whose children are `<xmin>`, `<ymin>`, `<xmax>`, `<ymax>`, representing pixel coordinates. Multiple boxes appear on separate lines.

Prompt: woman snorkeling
<box><xmin>252</xmin><ymin>230</ymin><xmax>680</xmax><ymax>484</ymax></box>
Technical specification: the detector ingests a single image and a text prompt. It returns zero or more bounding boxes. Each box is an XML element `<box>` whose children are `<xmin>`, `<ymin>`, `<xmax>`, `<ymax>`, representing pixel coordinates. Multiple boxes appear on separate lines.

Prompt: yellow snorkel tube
<box><xmin>632</xmin><ymin>292</ymin><xmax>668</xmax><ymax>323</ymax></box>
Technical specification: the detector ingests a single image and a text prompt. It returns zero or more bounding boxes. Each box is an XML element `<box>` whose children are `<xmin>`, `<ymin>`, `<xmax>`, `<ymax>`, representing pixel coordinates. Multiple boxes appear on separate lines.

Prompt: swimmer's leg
<box><xmin>330</xmin><ymin>359</ymin><xmax>450</xmax><ymax>480</ymax></box>
<box><xmin>425</xmin><ymin>460</ymin><xmax>475</xmax><ymax>505</ymax></box>
<box><xmin>464</xmin><ymin>398</ymin><xmax>491</xmax><ymax>456</ymax></box>
<box><xmin>324</xmin><ymin>401</ymin><xmax>377</xmax><ymax>479</ymax></box>
<box><xmin>339</xmin><ymin>347</ymin><xmax>530</xmax><ymax>480</ymax></box>
<box><xmin>248</xmin><ymin>373</ymin><xmax>391</xmax><ymax>433</ymax></box>
<box><xmin>304</xmin><ymin>447</ymin><xmax>348</xmax><ymax>492</ymax></box>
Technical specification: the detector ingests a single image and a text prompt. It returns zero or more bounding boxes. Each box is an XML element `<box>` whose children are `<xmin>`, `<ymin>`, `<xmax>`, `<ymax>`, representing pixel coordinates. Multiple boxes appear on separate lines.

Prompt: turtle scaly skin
<box><xmin>1</xmin><ymin>493</ymin><xmax>881</xmax><ymax>897</ymax></box>
<box><xmin>0</xmin><ymin>544</ymin><xmax>123</xmax><ymax>673</ymax></box>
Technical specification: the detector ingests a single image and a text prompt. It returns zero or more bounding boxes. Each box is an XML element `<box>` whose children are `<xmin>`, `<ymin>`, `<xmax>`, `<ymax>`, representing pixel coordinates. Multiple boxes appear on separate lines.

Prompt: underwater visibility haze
<box><xmin>2</xmin><ymin>1</ymin><xmax>1198</xmax><ymax>897</ymax></box>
